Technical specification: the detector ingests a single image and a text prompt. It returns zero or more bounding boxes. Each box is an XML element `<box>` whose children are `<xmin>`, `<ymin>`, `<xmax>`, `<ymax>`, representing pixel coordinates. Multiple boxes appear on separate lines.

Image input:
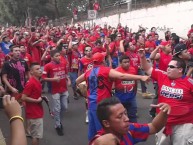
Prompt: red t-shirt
<box><xmin>78</xmin><ymin>43</ymin><xmax>86</xmax><ymax>55</ymax></box>
<box><xmin>93</xmin><ymin>2</ymin><xmax>100</xmax><ymax>11</ymax></box>
<box><xmin>42</xmin><ymin>61</ymin><xmax>68</xmax><ymax>94</ymax></box>
<box><xmin>151</xmin><ymin>69</ymin><xmax>193</xmax><ymax>125</ymax></box>
<box><xmin>125</xmin><ymin>51</ymin><xmax>140</xmax><ymax>71</ymax></box>
<box><xmin>109</xmin><ymin>42</ymin><xmax>118</xmax><ymax>57</ymax></box>
<box><xmin>79</xmin><ymin>57</ymin><xmax>93</xmax><ymax>73</ymax></box>
<box><xmin>31</xmin><ymin>42</ymin><xmax>45</xmax><ymax>63</ymax></box>
<box><xmin>159</xmin><ymin>52</ymin><xmax>172</xmax><ymax>71</ymax></box>
<box><xmin>145</xmin><ymin>41</ymin><xmax>156</xmax><ymax>52</ymax></box>
<box><xmin>23</xmin><ymin>77</ymin><xmax>43</xmax><ymax>119</ymax></box>
<box><xmin>114</xmin><ymin>66</ymin><xmax>137</xmax><ymax>91</ymax></box>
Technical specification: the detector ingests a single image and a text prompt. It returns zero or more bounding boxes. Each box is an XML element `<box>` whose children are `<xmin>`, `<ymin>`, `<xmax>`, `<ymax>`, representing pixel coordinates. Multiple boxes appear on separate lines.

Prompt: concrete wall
<box><xmin>82</xmin><ymin>1</ymin><xmax>193</xmax><ymax>39</ymax></box>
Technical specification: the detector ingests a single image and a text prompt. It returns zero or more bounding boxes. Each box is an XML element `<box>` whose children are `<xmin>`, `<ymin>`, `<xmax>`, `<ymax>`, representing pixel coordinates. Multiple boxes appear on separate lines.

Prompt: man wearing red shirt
<box><xmin>76</xmin><ymin>52</ymin><xmax>149</xmax><ymax>141</ymax></box>
<box><xmin>139</xmin><ymin>48</ymin><xmax>193</xmax><ymax>145</ymax></box>
<box><xmin>21</xmin><ymin>63</ymin><xmax>43</xmax><ymax>145</ymax></box>
<box><xmin>150</xmin><ymin>41</ymin><xmax>172</xmax><ymax>72</ymax></box>
<box><xmin>68</xmin><ymin>40</ymin><xmax>81</xmax><ymax>100</ymax></box>
<box><xmin>89</xmin><ymin>97</ymin><xmax>170</xmax><ymax>145</ymax></box>
<box><xmin>30</xmin><ymin>33</ymin><xmax>46</xmax><ymax>63</ymax></box>
<box><xmin>78</xmin><ymin>45</ymin><xmax>93</xmax><ymax>123</ymax></box>
<box><xmin>120</xmin><ymin>41</ymin><xmax>140</xmax><ymax>72</ymax></box>
<box><xmin>92</xmin><ymin>40</ymin><xmax>106</xmax><ymax>54</ymax></box>
<box><xmin>42</xmin><ymin>49</ymin><xmax>70</xmax><ymax>136</ymax></box>
<box><xmin>93</xmin><ymin>0</ymin><xmax>100</xmax><ymax>11</ymax></box>
<box><xmin>145</xmin><ymin>34</ymin><xmax>156</xmax><ymax>59</ymax></box>
<box><xmin>78</xmin><ymin>45</ymin><xmax>93</xmax><ymax>76</ymax></box>
<box><xmin>20</xmin><ymin>45</ymin><xmax>32</xmax><ymax>68</ymax></box>
<box><xmin>114</xmin><ymin>55</ymin><xmax>138</xmax><ymax>122</ymax></box>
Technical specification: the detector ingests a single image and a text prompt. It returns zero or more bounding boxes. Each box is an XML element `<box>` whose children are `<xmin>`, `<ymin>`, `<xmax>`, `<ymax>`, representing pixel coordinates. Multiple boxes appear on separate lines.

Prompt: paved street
<box><xmin>0</xmin><ymin>83</ymin><xmax>156</xmax><ymax>145</ymax></box>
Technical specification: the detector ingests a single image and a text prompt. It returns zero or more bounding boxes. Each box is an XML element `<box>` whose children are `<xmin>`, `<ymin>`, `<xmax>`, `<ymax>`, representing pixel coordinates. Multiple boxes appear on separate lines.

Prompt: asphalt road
<box><xmin>0</xmin><ymin>82</ymin><xmax>157</xmax><ymax>145</ymax></box>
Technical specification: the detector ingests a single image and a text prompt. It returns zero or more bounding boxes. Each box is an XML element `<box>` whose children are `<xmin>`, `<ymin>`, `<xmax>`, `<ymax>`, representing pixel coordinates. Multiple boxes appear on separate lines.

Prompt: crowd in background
<box><xmin>0</xmin><ymin>21</ymin><xmax>193</xmax><ymax>145</ymax></box>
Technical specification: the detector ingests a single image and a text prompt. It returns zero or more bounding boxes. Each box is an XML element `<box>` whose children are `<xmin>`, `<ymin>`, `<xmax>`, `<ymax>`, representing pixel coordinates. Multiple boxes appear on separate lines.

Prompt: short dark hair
<box><xmin>172</xmin><ymin>57</ymin><xmax>186</xmax><ymax>74</ymax></box>
<box><xmin>171</xmin><ymin>35</ymin><xmax>179</xmax><ymax>44</ymax></box>
<box><xmin>30</xmin><ymin>62</ymin><xmax>40</xmax><ymax>70</ymax></box>
<box><xmin>9</xmin><ymin>45</ymin><xmax>20</xmax><ymax>52</ymax></box>
<box><xmin>95</xmin><ymin>39</ymin><xmax>102</xmax><ymax>45</ymax></box>
<box><xmin>135</xmin><ymin>33</ymin><xmax>141</xmax><ymax>42</ymax></box>
<box><xmin>97</xmin><ymin>97</ymin><xmax>120</xmax><ymax>127</ymax></box>
<box><xmin>50</xmin><ymin>49</ymin><xmax>59</xmax><ymax>57</ymax></box>
<box><xmin>119</xmin><ymin>55</ymin><xmax>130</xmax><ymax>63</ymax></box>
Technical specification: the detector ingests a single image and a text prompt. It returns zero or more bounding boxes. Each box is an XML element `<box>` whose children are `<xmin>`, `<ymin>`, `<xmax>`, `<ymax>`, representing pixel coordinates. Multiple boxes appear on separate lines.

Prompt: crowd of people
<box><xmin>0</xmin><ymin>21</ymin><xmax>193</xmax><ymax>145</ymax></box>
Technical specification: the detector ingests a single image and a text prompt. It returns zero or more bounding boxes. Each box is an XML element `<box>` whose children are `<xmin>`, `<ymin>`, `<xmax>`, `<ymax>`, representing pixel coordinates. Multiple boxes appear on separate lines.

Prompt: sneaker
<box><xmin>142</xmin><ymin>92</ymin><xmax>154</xmax><ymax>99</ymax></box>
<box><xmin>55</xmin><ymin>126</ymin><xmax>64</xmax><ymax>136</ymax></box>
<box><xmin>85</xmin><ymin>111</ymin><xmax>89</xmax><ymax>124</ymax></box>
<box><xmin>60</xmin><ymin>123</ymin><xmax>63</xmax><ymax>130</ymax></box>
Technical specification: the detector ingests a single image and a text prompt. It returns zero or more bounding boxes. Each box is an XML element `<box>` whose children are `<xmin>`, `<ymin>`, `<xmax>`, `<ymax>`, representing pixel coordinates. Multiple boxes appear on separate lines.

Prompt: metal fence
<box><xmin>50</xmin><ymin>0</ymin><xmax>190</xmax><ymax>25</ymax></box>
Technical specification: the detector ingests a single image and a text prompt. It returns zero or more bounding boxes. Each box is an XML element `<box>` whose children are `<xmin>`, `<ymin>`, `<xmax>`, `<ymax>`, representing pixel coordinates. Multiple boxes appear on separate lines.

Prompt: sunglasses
<box><xmin>85</xmin><ymin>49</ymin><xmax>92</xmax><ymax>52</ymax></box>
<box><xmin>168</xmin><ymin>65</ymin><xmax>180</xmax><ymax>69</ymax></box>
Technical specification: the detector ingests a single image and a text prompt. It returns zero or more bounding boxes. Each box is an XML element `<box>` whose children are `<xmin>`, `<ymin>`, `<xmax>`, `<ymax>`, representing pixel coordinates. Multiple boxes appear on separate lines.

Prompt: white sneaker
<box><xmin>85</xmin><ymin>111</ymin><xmax>89</xmax><ymax>123</ymax></box>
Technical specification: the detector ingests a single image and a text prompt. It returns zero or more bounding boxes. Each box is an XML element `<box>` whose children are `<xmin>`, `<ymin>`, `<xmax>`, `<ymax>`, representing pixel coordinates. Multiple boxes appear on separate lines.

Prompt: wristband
<box><xmin>9</xmin><ymin>116</ymin><xmax>24</xmax><ymax>123</ymax></box>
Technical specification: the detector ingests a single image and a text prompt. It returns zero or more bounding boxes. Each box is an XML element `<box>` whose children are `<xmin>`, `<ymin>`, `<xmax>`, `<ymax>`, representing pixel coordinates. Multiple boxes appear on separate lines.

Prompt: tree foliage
<box><xmin>0</xmin><ymin>0</ymin><xmax>125</xmax><ymax>25</ymax></box>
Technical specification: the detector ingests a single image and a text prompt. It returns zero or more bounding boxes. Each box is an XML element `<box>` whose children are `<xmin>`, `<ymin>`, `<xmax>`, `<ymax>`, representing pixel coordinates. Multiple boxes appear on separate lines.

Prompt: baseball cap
<box><xmin>93</xmin><ymin>52</ymin><xmax>106</xmax><ymax>63</ymax></box>
<box><xmin>160</xmin><ymin>41</ymin><xmax>170</xmax><ymax>46</ymax></box>
<box><xmin>173</xmin><ymin>43</ymin><xmax>187</xmax><ymax>56</ymax></box>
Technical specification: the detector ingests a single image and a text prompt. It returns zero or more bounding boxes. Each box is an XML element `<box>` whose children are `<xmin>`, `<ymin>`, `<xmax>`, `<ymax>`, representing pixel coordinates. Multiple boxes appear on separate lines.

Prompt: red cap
<box><xmin>93</xmin><ymin>52</ymin><xmax>106</xmax><ymax>63</ymax></box>
<box><xmin>160</xmin><ymin>41</ymin><xmax>170</xmax><ymax>46</ymax></box>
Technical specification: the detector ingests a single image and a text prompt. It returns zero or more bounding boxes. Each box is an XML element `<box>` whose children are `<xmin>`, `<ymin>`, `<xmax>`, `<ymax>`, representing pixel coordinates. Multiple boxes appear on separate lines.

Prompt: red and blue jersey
<box><xmin>114</xmin><ymin>66</ymin><xmax>137</xmax><ymax>103</ymax></box>
<box><xmin>89</xmin><ymin>123</ymin><xmax>149</xmax><ymax>145</ymax></box>
<box><xmin>84</xmin><ymin>66</ymin><xmax>112</xmax><ymax>110</ymax></box>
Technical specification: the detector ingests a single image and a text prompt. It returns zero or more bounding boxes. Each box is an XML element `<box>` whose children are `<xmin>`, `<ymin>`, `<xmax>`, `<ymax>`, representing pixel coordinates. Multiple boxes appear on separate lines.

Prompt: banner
<box><xmin>88</xmin><ymin>10</ymin><xmax>97</xmax><ymax>19</ymax></box>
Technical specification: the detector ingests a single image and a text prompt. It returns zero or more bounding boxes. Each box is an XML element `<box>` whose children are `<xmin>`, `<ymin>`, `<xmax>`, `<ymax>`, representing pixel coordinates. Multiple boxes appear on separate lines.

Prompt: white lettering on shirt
<box><xmin>160</xmin><ymin>85</ymin><xmax>183</xmax><ymax>100</ymax></box>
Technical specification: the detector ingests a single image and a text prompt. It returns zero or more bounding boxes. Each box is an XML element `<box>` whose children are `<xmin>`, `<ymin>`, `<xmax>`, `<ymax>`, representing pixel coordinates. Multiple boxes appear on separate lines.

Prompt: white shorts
<box><xmin>26</xmin><ymin>118</ymin><xmax>43</xmax><ymax>139</ymax></box>
<box><xmin>0</xmin><ymin>129</ymin><xmax>6</xmax><ymax>145</ymax></box>
<box><xmin>156</xmin><ymin>123</ymin><xmax>193</xmax><ymax>145</ymax></box>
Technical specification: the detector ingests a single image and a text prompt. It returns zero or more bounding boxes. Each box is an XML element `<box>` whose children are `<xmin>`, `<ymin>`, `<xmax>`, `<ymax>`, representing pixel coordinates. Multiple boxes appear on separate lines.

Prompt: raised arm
<box><xmin>138</xmin><ymin>49</ymin><xmax>153</xmax><ymax>76</ymax></box>
<box><xmin>109</xmin><ymin>69</ymin><xmax>149</xmax><ymax>82</ymax></box>
<box><xmin>150</xmin><ymin>46</ymin><xmax>160</xmax><ymax>60</ymax></box>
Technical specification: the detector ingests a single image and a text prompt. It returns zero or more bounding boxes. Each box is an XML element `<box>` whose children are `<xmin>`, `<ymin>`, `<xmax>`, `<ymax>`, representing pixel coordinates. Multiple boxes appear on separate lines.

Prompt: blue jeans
<box><xmin>52</xmin><ymin>91</ymin><xmax>69</xmax><ymax>127</ymax></box>
<box><xmin>138</xmin><ymin>69</ymin><xmax>147</xmax><ymax>93</ymax></box>
<box><xmin>88</xmin><ymin>109</ymin><xmax>102</xmax><ymax>141</ymax></box>
<box><xmin>122</xmin><ymin>97</ymin><xmax>137</xmax><ymax>123</ymax></box>
<box><xmin>69</xmin><ymin>72</ymin><xmax>78</xmax><ymax>89</ymax></box>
